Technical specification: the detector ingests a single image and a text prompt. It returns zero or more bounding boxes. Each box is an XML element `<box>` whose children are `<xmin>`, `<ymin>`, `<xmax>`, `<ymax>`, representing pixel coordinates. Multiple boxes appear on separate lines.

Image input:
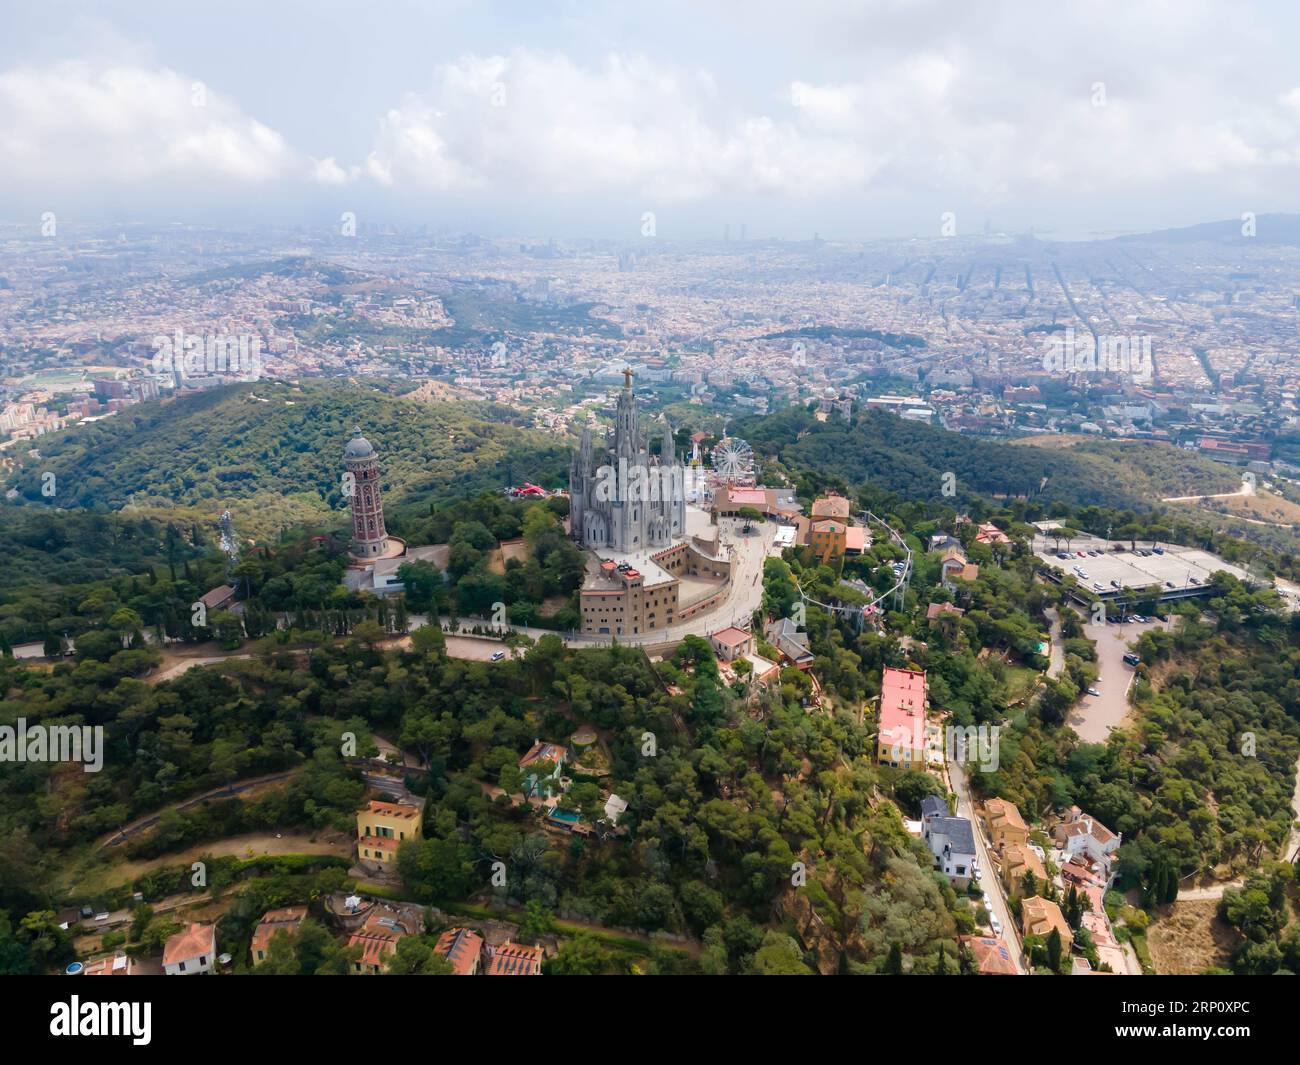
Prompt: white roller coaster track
<box><xmin>794</xmin><ymin>509</ymin><xmax>913</xmax><ymax>621</ymax></box>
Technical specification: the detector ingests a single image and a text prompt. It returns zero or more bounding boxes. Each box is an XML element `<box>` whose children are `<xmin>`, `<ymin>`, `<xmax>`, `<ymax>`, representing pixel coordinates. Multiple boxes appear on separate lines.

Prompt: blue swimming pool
<box><xmin>547</xmin><ymin>808</ymin><xmax>580</xmax><ymax>824</ymax></box>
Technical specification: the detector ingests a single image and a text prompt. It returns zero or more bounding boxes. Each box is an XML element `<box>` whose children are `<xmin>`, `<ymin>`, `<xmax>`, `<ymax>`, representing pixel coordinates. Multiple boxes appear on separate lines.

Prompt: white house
<box><xmin>924</xmin><ymin>815</ymin><xmax>978</xmax><ymax>888</ymax></box>
<box><xmin>163</xmin><ymin>923</ymin><xmax>216</xmax><ymax>976</ymax></box>
<box><xmin>1053</xmin><ymin>807</ymin><xmax>1121</xmax><ymax>867</ymax></box>
<box><xmin>603</xmin><ymin>793</ymin><xmax>629</xmax><ymax>825</ymax></box>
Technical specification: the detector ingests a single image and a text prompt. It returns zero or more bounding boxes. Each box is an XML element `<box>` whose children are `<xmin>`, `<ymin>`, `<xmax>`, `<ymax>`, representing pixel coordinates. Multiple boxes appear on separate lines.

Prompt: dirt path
<box><xmin>1287</xmin><ymin>753</ymin><xmax>1300</xmax><ymax>863</ymax></box>
<box><xmin>97</xmin><ymin>770</ymin><xmax>299</xmax><ymax>849</ymax></box>
<box><xmin>149</xmin><ymin>654</ymin><xmax>252</xmax><ymax>683</ymax></box>
<box><xmin>1160</xmin><ymin>486</ymin><xmax>1252</xmax><ymax>503</ymax></box>
<box><xmin>1176</xmin><ymin>880</ymin><xmax>1243</xmax><ymax>902</ymax></box>
<box><xmin>1044</xmin><ymin>607</ymin><xmax>1065</xmax><ymax>679</ymax></box>
<box><xmin>108</xmin><ymin>831</ymin><xmax>348</xmax><ymax>882</ymax></box>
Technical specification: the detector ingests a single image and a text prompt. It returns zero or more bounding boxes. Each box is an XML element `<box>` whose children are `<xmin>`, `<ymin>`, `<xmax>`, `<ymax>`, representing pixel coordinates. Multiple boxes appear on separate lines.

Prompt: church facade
<box><xmin>569</xmin><ymin>371</ymin><xmax>686</xmax><ymax>553</ymax></box>
<box><xmin>570</xmin><ymin>373</ymin><xmax>734</xmax><ymax>639</ymax></box>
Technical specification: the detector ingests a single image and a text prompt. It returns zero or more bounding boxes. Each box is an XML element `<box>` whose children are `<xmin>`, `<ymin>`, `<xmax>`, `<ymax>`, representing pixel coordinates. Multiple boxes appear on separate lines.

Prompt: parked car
<box><xmin>1132</xmin><ymin>614</ymin><xmax>1147</xmax><ymax>623</ymax></box>
<box><xmin>1110</xmin><ymin>580</ymin><xmax>1122</xmax><ymax>589</ymax></box>
<box><xmin>1092</xmin><ymin>582</ymin><xmax>1105</xmax><ymax>591</ymax></box>
<box><xmin>1123</xmin><ymin>653</ymin><xmax>1141</xmax><ymax>666</ymax></box>
<box><xmin>490</xmin><ymin>650</ymin><xmax>507</xmax><ymax>662</ymax></box>
<box><xmin>1189</xmin><ymin>576</ymin><xmax>1201</xmax><ymax>585</ymax></box>
<box><xmin>1086</xmin><ymin>686</ymin><xmax>1101</xmax><ymax>697</ymax></box>
<box><xmin>1152</xmin><ymin>546</ymin><xmax>1165</xmax><ymax>555</ymax></box>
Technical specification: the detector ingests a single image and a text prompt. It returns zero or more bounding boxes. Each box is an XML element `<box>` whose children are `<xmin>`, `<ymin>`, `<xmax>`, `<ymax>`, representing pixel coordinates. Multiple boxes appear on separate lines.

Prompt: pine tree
<box><xmin>1047</xmin><ymin>928</ymin><xmax>1063</xmax><ymax>974</ymax></box>
<box><xmin>1065</xmin><ymin>885</ymin><xmax>1082</xmax><ymax>928</ymax></box>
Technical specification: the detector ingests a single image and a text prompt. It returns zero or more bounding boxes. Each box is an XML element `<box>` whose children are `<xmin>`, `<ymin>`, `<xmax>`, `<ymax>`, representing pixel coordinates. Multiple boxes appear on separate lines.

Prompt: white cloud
<box><xmin>6</xmin><ymin>30</ymin><xmax>1300</xmax><ymax>216</ymax></box>
<box><xmin>0</xmin><ymin>60</ymin><xmax>298</xmax><ymax>185</ymax></box>
<box><xmin>357</xmin><ymin>50</ymin><xmax>871</xmax><ymax>201</ymax></box>
<box><xmin>310</xmin><ymin>155</ymin><xmax>355</xmax><ymax>185</ymax></box>
<box><xmin>344</xmin><ymin>46</ymin><xmax>1300</xmax><ymax>206</ymax></box>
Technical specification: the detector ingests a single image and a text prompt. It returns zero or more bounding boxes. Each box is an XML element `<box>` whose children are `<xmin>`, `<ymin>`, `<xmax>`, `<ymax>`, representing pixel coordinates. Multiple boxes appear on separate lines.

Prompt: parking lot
<box><xmin>1033</xmin><ymin>534</ymin><xmax>1254</xmax><ymax>602</ymax></box>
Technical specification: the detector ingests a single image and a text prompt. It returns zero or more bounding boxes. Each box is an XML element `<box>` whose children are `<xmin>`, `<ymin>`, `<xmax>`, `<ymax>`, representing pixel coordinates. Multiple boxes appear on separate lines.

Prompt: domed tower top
<box><xmin>343</xmin><ymin>426</ymin><xmax>376</xmax><ymax>461</ymax></box>
<box><xmin>343</xmin><ymin>425</ymin><xmax>389</xmax><ymax>560</ymax></box>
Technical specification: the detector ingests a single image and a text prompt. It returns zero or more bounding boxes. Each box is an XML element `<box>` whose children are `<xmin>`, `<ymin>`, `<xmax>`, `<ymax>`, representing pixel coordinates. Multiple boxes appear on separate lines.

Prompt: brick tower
<box><xmin>343</xmin><ymin>427</ymin><xmax>389</xmax><ymax>559</ymax></box>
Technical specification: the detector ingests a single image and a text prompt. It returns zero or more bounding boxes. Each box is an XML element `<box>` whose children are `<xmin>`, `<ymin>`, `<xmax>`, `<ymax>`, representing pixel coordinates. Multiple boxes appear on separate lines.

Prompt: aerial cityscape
<box><xmin>1</xmin><ymin>0</ymin><xmax>1297</xmax><ymax>1040</ymax></box>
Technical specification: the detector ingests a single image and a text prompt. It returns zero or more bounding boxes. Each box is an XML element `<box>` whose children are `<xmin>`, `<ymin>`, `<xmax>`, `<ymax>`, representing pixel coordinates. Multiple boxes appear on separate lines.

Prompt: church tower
<box><xmin>569</xmin><ymin>370</ymin><xmax>684</xmax><ymax>554</ymax></box>
<box><xmin>344</xmin><ymin>427</ymin><xmax>389</xmax><ymax>559</ymax></box>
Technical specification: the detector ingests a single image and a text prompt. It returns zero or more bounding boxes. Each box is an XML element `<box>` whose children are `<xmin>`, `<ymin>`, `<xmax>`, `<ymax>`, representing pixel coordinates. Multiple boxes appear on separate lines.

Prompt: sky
<box><xmin>3</xmin><ymin>0</ymin><xmax>1300</xmax><ymax>239</ymax></box>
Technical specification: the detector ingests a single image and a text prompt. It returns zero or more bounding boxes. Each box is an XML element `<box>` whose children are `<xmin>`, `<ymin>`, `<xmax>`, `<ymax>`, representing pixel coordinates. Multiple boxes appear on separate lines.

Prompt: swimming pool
<box><xmin>547</xmin><ymin>808</ymin><xmax>580</xmax><ymax>824</ymax></box>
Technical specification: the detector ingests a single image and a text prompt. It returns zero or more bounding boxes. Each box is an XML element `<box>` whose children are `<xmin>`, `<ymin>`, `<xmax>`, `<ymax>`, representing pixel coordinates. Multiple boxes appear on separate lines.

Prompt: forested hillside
<box><xmin>731</xmin><ymin>407</ymin><xmax>1162</xmax><ymax>510</ymax></box>
<box><xmin>3</xmin><ymin>381</ymin><xmax>570</xmax><ymax>517</ymax></box>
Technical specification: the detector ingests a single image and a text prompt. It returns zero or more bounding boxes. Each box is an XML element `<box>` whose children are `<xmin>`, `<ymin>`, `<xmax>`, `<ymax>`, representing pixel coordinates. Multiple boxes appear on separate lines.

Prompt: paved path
<box><xmin>1067</xmin><ymin>617</ymin><xmax>1166</xmax><ymax>744</ymax></box>
<box><xmin>949</xmin><ymin>759</ymin><xmax>1026</xmax><ymax>974</ymax></box>
<box><xmin>1044</xmin><ymin>607</ymin><xmax>1065</xmax><ymax>679</ymax></box>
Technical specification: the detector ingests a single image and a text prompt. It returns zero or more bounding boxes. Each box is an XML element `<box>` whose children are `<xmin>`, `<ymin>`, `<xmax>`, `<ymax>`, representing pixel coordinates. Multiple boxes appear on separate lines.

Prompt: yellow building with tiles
<box><xmin>356</xmin><ymin>799</ymin><xmax>423</xmax><ymax>868</ymax></box>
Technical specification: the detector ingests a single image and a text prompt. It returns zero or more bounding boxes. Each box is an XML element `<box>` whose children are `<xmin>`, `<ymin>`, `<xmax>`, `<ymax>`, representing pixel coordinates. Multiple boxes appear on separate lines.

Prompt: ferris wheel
<box><xmin>711</xmin><ymin>436</ymin><xmax>755</xmax><ymax>482</ymax></box>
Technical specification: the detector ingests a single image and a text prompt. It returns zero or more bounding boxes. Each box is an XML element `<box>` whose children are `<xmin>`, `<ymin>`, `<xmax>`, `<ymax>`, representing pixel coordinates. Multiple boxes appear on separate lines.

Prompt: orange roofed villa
<box><xmin>356</xmin><ymin>797</ymin><xmax>424</xmax><ymax>870</ymax></box>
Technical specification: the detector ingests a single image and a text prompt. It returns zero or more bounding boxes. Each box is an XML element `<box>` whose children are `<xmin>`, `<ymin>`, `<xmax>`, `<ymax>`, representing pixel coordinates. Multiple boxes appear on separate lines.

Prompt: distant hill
<box><xmin>729</xmin><ymin>406</ymin><xmax>1233</xmax><ymax>511</ymax></box>
<box><xmin>181</xmin><ymin>255</ymin><xmax>373</xmax><ymax>288</ymax></box>
<box><xmin>3</xmin><ymin>381</ymin><xmax>570</xmax><ymax>522</ymax></box>
<box><xmin>1113</xmin><ymin>213</ymin><xmax>1300</xmax><ymax>245</ymax></box>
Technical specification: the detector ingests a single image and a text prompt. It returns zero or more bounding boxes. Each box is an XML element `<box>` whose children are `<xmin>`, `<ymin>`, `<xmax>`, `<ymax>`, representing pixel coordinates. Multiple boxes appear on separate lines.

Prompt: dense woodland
<box><xmin>0</xmin><ymin>387</ymin><xmax>1298</xmax><ymax>975</ymax></box>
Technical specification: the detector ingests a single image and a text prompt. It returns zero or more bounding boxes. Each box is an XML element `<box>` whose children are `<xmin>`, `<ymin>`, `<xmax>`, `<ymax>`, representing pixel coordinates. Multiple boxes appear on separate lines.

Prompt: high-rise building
<box><xmin>343</xmin><ymin>427</ymin><xmax>389</xmax><ymax>559</ymax></box>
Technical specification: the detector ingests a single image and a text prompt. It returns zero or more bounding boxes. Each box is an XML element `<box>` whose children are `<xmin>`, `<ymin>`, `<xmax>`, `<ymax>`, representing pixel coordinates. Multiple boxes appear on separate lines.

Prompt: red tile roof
<box><xmin>348</xmin><ymin>915</ymin><xmax>406</xmax><ymax>970</ymax></box>
<box><xmin>434</xmin><ymin>927</ymin><xmax>484</xmax><ymax>976</ymax></box>
<box><xmin>251</xmin><ymin>906</ymin><xmax>308</xmax><ymax>956</ymax></box>
<box><xmin>519</xmin><ymin>741</ymin><xmax>567</xmax><ymax>770</ymax></box>
<box><xmin>960</xmin><ymin>935</ymin><xmax>1018</xmax><ymax>975</ymax></box>
<box><xmin>163</xmin><ymin>923</ymin><xmax>215</xmax><ymax>967</ymax></box>
<box><xmin>364</xmin><ymin>799</ymin><xmax>420</xmax><ymax>821</ymax></box>
<box><xmin>710</xmin><ymin>626</ymin><xmax>751</xmax><ymax>648</ymax></box>
<box><xmin>486</xmin><ymin>941</ymin><xmax>544</xmax><ymax>975</ymax></box>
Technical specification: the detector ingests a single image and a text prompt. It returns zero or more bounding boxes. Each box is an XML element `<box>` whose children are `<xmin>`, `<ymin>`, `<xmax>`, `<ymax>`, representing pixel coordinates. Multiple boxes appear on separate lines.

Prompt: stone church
<box><xmin>569</xmin><ymin>370</ymin><xmax>686</xmax><ymax>552</ymax></box>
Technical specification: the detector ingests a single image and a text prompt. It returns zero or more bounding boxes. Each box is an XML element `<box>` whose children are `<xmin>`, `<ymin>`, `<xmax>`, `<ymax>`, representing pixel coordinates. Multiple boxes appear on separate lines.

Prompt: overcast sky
<box><xmin>4</xmin><ymin>0</ymin><xmax>1300</xmax><ymax>239</ymax></box>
